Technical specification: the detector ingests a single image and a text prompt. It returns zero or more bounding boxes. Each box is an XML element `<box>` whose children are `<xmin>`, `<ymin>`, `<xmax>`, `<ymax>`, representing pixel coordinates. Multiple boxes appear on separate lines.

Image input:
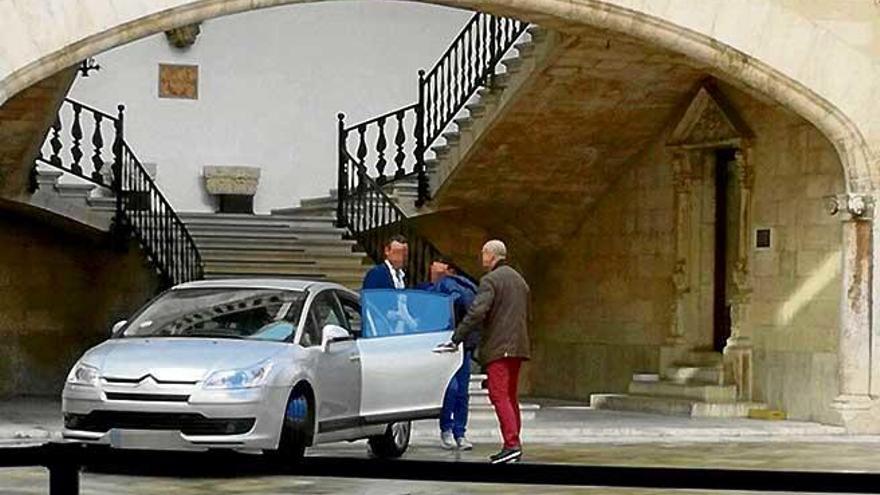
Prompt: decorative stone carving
<box><xmin>667</xmin><ymin>81</ymin><xmax>752</xmax><ymax>149</ymax></box>
<box><xmin>165</xmin><ymin>23</ymin><xmax>201</xmax><ymax>49</ymax></box>
<box><xmin>203</xmin><ymin>166</ymin><xmax>261</xmax><ymax>195</ymax></box>
<box><xmin>826</xmin><ymin>193</ymin><xmax>874</xmax><ymax>220</ymax></box>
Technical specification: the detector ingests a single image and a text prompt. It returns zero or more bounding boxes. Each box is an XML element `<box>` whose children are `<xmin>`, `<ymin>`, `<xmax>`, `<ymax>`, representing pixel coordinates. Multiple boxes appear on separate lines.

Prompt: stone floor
<box><xmin>3</xmin><ymin>398</ymin><xmax>880</xmax><ymax>493</ymax></box>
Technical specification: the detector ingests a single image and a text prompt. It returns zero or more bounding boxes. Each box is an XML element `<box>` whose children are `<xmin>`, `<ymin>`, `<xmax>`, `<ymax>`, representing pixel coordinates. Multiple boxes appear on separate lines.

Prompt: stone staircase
<box><xmin>374</xmin><ymin>25</ymin><xmax>556</xmax><ymax>215</ymax></box>
<box><xmin>590</xmin><ymin>350</ymin><xmax>765</xmax><ymax>417</ymax></box>
<box><xmin>29</xmin><ymin>165</ymin><xmax>117</xmax><ymax>231</ymax></box>
<box><xmin>181</xmin><ymin>193</ymin><xmax>370</xmax><ymax>289</ymax></box>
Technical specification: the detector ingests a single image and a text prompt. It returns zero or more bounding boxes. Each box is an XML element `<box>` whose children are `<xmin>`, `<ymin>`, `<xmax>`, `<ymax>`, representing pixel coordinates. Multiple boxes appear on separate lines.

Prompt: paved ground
<box><xmin>0</xmin><ymin>398</ymin><xmax>863</xmax><ymax>446</ymax></box>
<box><xmin>4</xmin><ymin>398</ymin><xmax>880</xmax><ymax>493</ymax></box>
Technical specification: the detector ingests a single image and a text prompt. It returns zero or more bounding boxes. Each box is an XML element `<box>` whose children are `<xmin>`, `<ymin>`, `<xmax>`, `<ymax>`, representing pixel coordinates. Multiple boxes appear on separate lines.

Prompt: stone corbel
<box><xmin>826</xmin><ymin>193</ymin><xmax>874</xmax><ymax>221</ymax></box>
<box><xmin>165</xmin><ymin>23</ymin><xmax>202</xmax><ymax>49</ymax></box>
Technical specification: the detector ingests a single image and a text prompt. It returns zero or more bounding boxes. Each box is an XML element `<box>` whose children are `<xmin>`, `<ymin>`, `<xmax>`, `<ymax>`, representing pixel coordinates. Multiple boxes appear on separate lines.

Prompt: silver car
<box><xmin>62</xmin><ymin>278</ymin><xmax>462</xmax><ymax>461</ymax></box>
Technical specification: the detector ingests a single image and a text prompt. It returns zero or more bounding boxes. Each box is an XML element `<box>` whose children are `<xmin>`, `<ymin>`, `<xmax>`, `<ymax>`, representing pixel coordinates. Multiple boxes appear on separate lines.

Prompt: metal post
<box><xmin>415</xmin><ymin>70</ymin><xmax>428</xmax><ymax>207</ymax></box>
<box><xmin>112</xmin><ymin>104</ymin><xmax>126</xmax><ymax>249</ymax></box>
<box><xmin>48</xmin><ymin>462</ymin><xmax>80</xmax><ymax>495</ymax></box>
<box><xmin>337</xmin><ymin>113</ymin><xmax>347</xmax><ymax>228</ymax></box>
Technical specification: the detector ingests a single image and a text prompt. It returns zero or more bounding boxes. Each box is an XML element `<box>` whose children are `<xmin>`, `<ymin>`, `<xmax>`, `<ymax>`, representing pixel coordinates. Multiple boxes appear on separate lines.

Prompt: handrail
<box><xmin>34</xmin><ymin>99</ymin><xmax>204</xmax><ymax>288</ymax></box>
<box><xmin>337</xmin><ymin>11</ymin><xmax>528</xmax><ymax>206</ymax></box>
<box><xmin>335</xmin><ymin>10</ymin><xmax>527</xmax><ymax>284</ymax></box>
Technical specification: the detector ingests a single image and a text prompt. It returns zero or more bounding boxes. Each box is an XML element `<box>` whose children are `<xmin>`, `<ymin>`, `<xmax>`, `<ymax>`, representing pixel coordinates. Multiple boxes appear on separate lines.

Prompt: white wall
<box><xmin>69</xmin><ymin>1</ymin><xmax>470</xmax><ymax>213</ymax></box>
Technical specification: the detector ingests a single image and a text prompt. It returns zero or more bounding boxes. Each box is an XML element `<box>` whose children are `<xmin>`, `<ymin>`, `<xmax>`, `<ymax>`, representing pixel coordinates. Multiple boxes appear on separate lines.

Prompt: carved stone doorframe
<box><xmin>662</xmin><ymin>80</ymin><xmax>755</xmax><ymax>400</ymax></box>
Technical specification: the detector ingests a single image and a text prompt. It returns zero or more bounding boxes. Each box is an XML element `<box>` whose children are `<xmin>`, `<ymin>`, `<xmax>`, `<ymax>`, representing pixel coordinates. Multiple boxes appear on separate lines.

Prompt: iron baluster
<box><xmin>92</xmin><ymin>113</ymin><xmax>105</xmax><ymax>184</ymax></box>
<box><xmin>49</xmin><ymin>117</ymin><xmax>63</xmax><ymax>169</ymax></box>
<box><xmin>375</xmin><ymin>117</ymin><xmax>388</xmax><ymax>181</ymax></box>
<box><xmin>393</xmin><ymin>111</ymin><xmax>406</xmax><ymax>179</ymax></box>
<box><xmin>415</xmin><ymin>70</ymin><xmax>428</xmax><ymax>206</ymax></box>
<box><xmin>112</xmin><ymin>105</ymin><xmax>124</xmax><ymax>247</ymax></box>
<box><xmin>356</xmin><ymin>125</ymin><xmax>368</xmax><ymax>176</ymax></box>
<box><xmin>70</xmin><ymin>103</ymin><xmax>84</xmax><ymax>176</ymax></box>
<box><xmin>336</xmin><ymin>113</ymin><xmax>347</xmax><ymax>228</ymax></box>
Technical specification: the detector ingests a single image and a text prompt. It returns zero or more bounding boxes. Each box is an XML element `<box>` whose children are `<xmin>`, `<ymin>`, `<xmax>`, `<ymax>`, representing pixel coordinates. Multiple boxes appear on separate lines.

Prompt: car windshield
<box><xmin>121</xmin><ymin>288</ymin><xmax>306</xmax><ymax>341</ymax></box>
<box><xmin>361</xmin><ymin>289</ymin><xmax>454</xmax><ymax>338</ymax></box>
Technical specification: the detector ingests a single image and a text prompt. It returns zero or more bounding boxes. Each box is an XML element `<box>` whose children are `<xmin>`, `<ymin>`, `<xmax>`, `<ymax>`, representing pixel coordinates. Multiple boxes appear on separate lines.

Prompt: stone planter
<box><xmin>203</xmin><ymin>166</ymin><xmax>260</xmax><ymax>214</ymax></box>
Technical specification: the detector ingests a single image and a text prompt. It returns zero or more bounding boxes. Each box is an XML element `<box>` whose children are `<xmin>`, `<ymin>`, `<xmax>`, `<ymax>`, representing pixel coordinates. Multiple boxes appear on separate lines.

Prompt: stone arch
<box><xmin>2</xmin><ymin>1</ymin><xmax>876</xmax><ymax>194</ymax></box>
<box><xmin>1</xmin><ymin>1</ymin><xmax>877</xmax><ymax>193</ymax></box>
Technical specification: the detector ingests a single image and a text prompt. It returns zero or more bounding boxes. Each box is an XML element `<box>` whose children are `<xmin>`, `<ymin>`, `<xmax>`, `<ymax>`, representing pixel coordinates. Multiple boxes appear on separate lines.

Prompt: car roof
<box><xmin>173</xmin><ymin>278</ymin><xmax>356</xmax><ymax>296</ymax></box>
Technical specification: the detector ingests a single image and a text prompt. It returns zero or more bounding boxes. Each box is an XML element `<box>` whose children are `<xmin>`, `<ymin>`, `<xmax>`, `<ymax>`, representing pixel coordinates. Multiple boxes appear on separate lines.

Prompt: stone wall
<box><xmin>727</xmin><ymin>85</ymin><xmax>843</xmax><ymax>424</ymax></box>
<box><xmin>528</xmin><ymin>133</ymin><xmax>675</xmax><ymax>399</ymax></box>
<box><xmin>526</xmin><ymin>83</ymin><xmax>844</xmax><ymax>422</ymax></box>
<box><xmin>0</xmin><ymin>205</ymin><xmax>160</xmax><ymax>397</ymax></box>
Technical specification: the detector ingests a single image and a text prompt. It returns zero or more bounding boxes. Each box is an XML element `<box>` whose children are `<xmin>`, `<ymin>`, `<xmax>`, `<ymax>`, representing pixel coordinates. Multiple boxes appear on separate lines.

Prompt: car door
<box><xmin>306</xmin><ymin>289</ymin><xmax>361</xmax><ymax>431</ymax></box>
<box><xmin>356</xmin><ymin>289</ymin><xmax>462</xmax><ymax>422</ymax></box>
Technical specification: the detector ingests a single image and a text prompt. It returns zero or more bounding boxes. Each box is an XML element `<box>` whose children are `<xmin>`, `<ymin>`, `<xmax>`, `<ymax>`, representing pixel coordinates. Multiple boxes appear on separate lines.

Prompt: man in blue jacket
<box><xmin>362</xmin><ymin>234</ymin><xmax>408</xmax><ymax>290</ymax></box>
<box><xmin>419</xmin><ymin>255</ymin><xmax>479</xmax><ymax>450</ymax></box>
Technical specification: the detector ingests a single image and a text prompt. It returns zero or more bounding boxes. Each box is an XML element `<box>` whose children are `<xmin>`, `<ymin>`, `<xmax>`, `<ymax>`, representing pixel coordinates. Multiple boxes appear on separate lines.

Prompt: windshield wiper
<box><xmin>172</xmin><ymin>332</ymin><xmax>245</xmax><ymax>339</ymax></box>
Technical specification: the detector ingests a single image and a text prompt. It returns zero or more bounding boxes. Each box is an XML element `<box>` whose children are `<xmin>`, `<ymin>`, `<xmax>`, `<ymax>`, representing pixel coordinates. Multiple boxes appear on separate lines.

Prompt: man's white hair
<box><xmin>482</xmin><ymin>239</ymin><xmax>507</xmax><ymax>259</ymax></box>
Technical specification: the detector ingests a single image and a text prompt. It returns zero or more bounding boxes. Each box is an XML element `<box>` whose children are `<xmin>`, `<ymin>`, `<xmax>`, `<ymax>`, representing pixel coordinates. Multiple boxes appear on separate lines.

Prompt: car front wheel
<box><xmin>367</xmin><ymin>421</ymin><xmax>411</xmax><ymax>459</ymax></box>
<box><xmin>267</xmin><ymin>389</ymin><xmax>312</xmax><ymax>465</ymax></box>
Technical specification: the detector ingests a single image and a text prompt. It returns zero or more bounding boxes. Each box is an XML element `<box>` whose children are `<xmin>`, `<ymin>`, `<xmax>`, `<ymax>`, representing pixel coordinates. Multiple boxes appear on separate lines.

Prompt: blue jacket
<box><xmin>362</xmin><ymin>263</ymin><xmax>398</xmax><ymax>290</ymax></box>
<box><xmin>418</xmin><ymin>274</ymin><xmax>480</xmax><ymax>350</ymax></box>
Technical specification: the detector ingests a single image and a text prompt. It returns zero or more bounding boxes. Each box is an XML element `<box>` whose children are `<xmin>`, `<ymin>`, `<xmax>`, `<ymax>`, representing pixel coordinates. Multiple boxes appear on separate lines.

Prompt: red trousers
<box><xmin>486</xmin><ymin>357</ymin><xmax>523</xmax><ymax>449</ymax></box>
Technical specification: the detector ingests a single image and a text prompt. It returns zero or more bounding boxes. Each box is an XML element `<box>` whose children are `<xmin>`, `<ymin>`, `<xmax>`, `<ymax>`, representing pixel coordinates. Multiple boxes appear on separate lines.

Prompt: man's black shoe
<box><xmin>489</xmin><ymin>447</ymin><xmax>522</xmax><ymax>464</ymax></box>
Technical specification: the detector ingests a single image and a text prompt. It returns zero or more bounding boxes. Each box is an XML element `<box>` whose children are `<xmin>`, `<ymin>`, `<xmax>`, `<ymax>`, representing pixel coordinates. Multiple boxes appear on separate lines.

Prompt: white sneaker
<box><xmin>440</xmin><ymin>430</ymin><xmax>456</xmax><ymax>450</ymax></box>
<box><xmin>456</xmin><ymin>436</ymin><xmax>474</xmax><ymax>451</ymax></box>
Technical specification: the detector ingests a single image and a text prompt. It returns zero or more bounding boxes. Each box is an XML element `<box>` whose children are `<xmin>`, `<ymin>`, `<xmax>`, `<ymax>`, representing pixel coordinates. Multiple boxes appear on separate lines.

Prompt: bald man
<box><xmin>447</xmin><ymin>240</ymin><xmax>530</xmax><ymax>464</ymax></box>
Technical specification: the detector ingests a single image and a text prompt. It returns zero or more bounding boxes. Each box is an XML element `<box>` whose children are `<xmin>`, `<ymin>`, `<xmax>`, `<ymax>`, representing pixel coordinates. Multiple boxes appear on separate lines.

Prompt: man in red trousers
<box><xmin>442</xmin><ymin>239</ymin><xmax>530</xmax><ymax>464</ymax></box>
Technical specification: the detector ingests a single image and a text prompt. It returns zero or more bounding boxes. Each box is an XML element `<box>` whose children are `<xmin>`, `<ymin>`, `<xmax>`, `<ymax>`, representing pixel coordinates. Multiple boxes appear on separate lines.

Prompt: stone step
<box><xmin>453</xmin><ymin>116</ymin><xmax>474</xmax><ymax>132</ymax></box>
<box><xmin>628</xmin><ymin>380</ymin><xmax>738</xmax><ymax>403</ymax></box>
<box><xmin>185</xmin><ymin>224</ymin><xmax>346</xmax><ymax>239</ymax></box>
<box><xmin>55</xmin><ymin>182</ymin><xmax>96</xmax><ymax>198</ymax></box>
<box><xmin>442</xmin><ymin>131</ymin><xmax>461</xmax><ymax>144</ymax></box>
<box><xmin>514</xmin><ymin>40</ymin><xmax>536</xmax><ymax>58</ymax></box>
<box><xmin>199</xmin><ymin>248</ymin><xmax>366</xmax><ymax>263</ymax></box>
<box><xmin>678</xmin><ymin>350</ymin><xmax>724</xmax><ymax>367</ymax></box>
<box><xmin>300</xmin><ymin>194</ymin><xmax>338</xmax><ymax>208</ymax></box>
<box><xmin>203</xmin><ymin>273</ymin><xmax>364</xmax><ymax>289</ymax></box>
<box><xmin>664</xmin><ymin>366</ymin><xmax>724</xmax><ymax>385</ymax></box>
<box><xmin>202</xmin><ymin>261</ymin><xmax>367</xmax><ymax>278</ymax></box>
<box><xmin>501</xmin><ymin>57</ymin><xmax>524</xmax><ymax>72</ymax></box>
<box><xmin>464</xmin><ymin>102</ymin><xmax>487</xmax><ymax>118</ymax></box>
<box><xmin>527</xmin><ymin>25</ymin><xmax>548</xmax><ymax>42</ymax></box>
<box><xmin>193</xmin><ymin>238</ymin><xmax>359</xmax><ymax>254</ymax></box>
<box><xmin>270</xmin><ymin>205</ymin><xmax>336</xmax><ymax>218</ymax></box>
<box><xmin>590</xmin><ymin>394</ymin><xmax>764</xmax><ymax>418</ymax></box>
<box><xmin>180</xmin><ymin>213</ymin><xmax>336</xmax><ymax>227</ymax></box>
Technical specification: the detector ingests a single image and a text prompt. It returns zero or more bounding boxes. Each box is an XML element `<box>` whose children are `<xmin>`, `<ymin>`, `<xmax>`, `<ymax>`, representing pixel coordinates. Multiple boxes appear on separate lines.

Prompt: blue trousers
<box><xmin>440</xmin><ymin>350</ymin><xmax>472</xmax><ymax>438</ymax></box>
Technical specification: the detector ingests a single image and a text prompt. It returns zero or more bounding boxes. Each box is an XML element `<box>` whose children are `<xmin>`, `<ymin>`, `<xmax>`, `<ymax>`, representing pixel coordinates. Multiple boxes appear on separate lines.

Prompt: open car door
<box><xmin>356</xmin><ymin>289</ymin><xmax>462</xmax><ymax>422</ymax></box>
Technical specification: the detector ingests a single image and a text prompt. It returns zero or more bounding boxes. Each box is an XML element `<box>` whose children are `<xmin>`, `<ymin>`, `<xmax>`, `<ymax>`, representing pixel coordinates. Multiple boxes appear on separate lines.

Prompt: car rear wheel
<box><xmin>367</xmin><ymin>421</ymin><xmax>411</xmax><ymax>459</ymax></box>
<box><xmin>267</xmin><ymin>389</ymin><xmax>311</xmax><ymax>465</ymax></box>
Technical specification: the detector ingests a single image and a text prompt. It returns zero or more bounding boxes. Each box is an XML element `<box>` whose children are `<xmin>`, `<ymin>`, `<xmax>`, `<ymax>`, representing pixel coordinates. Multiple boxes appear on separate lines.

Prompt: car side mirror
<box><xmin>111</xmin><ymin>320</ymin><xmax>127</xmax><ymax>336</ymax></box>
<box><xmin>321</xmin><ymin>324</ymin><xmax>351</xmax><ymax>352</ymax></box>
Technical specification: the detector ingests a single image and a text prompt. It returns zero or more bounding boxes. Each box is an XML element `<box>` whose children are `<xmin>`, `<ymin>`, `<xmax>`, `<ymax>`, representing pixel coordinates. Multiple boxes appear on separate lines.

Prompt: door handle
<box><xmin>349</xmin><ymin>354</ymin><xmax>361</xmax><ymax>362</ymax></box>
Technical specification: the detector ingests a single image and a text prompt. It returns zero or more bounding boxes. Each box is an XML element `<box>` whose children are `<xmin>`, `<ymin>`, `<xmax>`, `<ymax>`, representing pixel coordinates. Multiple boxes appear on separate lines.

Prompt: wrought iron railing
<box><xmin>336</xmin><ymin>12</ymin><xmax>527</xmax><ymax>279</ymax></box>
<box><xmin>34</xmin><ymin>99</ymin><xmax>203</xmax><ymax>287</ymax></box>
<box><xmin>337</xmin><ymin>12</ymin><xmax>528</xmax><ymax>212</ymax></box>
<box><xmin>338</xmin><ymin>147</ymin><xmax>440</xmax><ymax>285</ymax></box>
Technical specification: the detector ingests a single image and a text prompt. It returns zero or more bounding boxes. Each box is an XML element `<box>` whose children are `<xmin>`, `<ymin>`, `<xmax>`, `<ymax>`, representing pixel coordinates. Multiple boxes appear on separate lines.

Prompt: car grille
<box><xmin>105</xmin><ymin>392</ymin><xmax>190</xmax><ymax>402</ymax></box>
<box><xmin>64</xmin><ymin>411</ymin><xmax>255</xmax><ymax>435</ymax></box>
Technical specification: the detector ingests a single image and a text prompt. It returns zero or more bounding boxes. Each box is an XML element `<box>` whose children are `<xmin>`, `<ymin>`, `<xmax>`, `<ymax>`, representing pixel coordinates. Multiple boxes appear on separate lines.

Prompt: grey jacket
<box><xmin>451</xmin><ymin>261</ymin><xmax>530</xmax><ymax>364</ymax></box>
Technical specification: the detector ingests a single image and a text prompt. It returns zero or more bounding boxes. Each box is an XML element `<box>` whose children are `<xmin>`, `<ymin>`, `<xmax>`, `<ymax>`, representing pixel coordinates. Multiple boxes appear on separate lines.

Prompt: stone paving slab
<box><xmin>0</xmin><ymin>397</ymin><xmax>872</xmax><ymax>448</ymax></box>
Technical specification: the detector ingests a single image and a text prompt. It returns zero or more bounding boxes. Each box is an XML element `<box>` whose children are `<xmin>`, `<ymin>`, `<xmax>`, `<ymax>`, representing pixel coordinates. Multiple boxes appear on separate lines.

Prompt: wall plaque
<box><xmin>158</xmin><ymin>63</ymin><xmax>198</xmax><ymax>99</ymax></box>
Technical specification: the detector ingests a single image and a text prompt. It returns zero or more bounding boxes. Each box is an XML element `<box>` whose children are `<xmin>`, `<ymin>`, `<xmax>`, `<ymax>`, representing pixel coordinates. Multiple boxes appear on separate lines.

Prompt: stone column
<box><xmin>724</xmin><ymin>148</ymin><xmax>754</xmax><ymax>399</ymax></box>
<box><xmin>661</xmin><ymin>150</ymin><xmax>692</xmax><ymax>372</ymax></box>
<box><xmin>827</xmin><ymin>193</ymin><xmax>875</xmax><ymax>428</ymax></box>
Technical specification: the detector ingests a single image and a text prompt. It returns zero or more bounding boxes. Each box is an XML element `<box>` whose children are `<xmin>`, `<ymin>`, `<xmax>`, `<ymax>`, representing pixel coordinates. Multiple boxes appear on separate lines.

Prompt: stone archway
<box><xmin>2</xmin><ymin>0</ymin><xmax>878</xmax><ymax>192</ymax></box>
<box><xmin>3</xmin><ymin>0</ymin><xmax>880</xmax><ymax>431</ymax></box>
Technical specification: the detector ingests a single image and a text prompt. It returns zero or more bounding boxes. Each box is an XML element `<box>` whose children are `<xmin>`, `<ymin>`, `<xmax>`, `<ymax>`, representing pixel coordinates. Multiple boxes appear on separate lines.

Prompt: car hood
<box><xmin>81</xmin><ymin>338</ymin><xmax>285</xmax><ymax>383</ymax></box>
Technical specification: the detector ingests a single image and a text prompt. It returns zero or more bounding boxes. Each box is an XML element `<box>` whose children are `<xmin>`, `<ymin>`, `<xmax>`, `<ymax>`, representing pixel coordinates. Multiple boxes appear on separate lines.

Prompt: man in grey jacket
<box><xmin>441</xmin><ymin>239</ymin><xmax>530</xmax><ymax>464</ymax></box>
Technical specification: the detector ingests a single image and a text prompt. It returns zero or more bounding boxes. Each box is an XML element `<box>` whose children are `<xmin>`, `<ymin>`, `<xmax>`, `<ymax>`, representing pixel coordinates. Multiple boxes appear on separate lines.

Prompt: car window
<box><xmin>122</xmin><ymin>288</ymin><xmax>305</xmax><ymax>342</ymax></box>
<box><xmin>300</xmin><ymin>290</ymin><xmax>346</xmax><ymax>347</ymax></box>
<box><xmin>337</xmin><ymin>293</ymin><xmax>362</xmax><ymax>335</ymax></box>
<box><xmin>361</xmin><ymin>289</ymin><xmax>453</xmax><ymax>338</ymax></box>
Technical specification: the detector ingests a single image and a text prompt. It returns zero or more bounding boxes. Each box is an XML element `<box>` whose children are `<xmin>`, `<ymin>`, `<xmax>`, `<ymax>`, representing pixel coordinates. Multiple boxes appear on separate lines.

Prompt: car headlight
<box><xmin>66</xmin><ymin>363</ymin><xmax>99</xmax><ymax>387</ymax></box>
<box><xmin>202</xmin><ymin>361</ymin><xmax>273</xmax><ymax>389</ymax></box>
